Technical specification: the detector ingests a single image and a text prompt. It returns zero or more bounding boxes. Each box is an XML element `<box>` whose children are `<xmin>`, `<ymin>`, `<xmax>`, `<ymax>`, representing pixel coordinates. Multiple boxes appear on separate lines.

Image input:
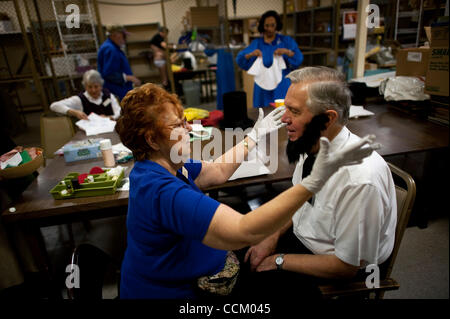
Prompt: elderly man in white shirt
<box><xmin>238</xmin><ymin>66</ymin><xmax>397</xmax><ymax>298</ymax></box>
<box><xmin>50</xmin><ymin>69</ymin><xmax>121</xmax><ymax>121</ymax></box>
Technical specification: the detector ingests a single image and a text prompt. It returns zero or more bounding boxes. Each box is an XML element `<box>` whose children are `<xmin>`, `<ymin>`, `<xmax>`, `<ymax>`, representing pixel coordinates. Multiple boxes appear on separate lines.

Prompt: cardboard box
<box><xmin>365</xmin><ymin>62</ymin><xmax>378</xmax><ymax>70</ymax></box>
<box><xmin>396</xmin><ymin>48</ymin><xmax>430</xmax><ymax>77</ymax></box>
<box><xmin>63</xmin><ymin>139</ymin><xmax>102</xmax><ymax>163</ymax></box>
<box><xmin>430</xmin><ymin>26</ymin><xmax>449</xmax><ymax>47</ymax></box>
<box><xmin>425</xmin><ymin>47</ymin><xmax>449</xmax><ymax>96</ymax></box>
<box><xmin>190</xmin><ymin>6</ymin><xmax>219</xmax><ymax>27</ymax></box>
<box><xmin>425</xmin><ymin>25</ymin><xmax>449</xmax><ymax>96</ymax></box>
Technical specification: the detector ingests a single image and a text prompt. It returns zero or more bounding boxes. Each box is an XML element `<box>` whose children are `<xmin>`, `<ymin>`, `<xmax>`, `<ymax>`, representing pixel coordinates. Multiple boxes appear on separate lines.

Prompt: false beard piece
<box><xmin>286</xmin><ymin>113</ymin><xmax>330</xmax><ymax>164</ymax></box>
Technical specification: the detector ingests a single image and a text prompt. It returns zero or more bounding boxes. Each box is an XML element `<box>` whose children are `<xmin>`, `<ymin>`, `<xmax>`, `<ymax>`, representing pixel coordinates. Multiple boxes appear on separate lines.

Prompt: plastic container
<box><xmin>275</xmin><ymin>99</ymin><xmax>285</xmax><ymax>107</ymax></box>
<box><xmin>49</xmin><ymin>169</ymin><xmax>124</xmax><ymax>199</ymax></box>
<box><xmin>99</xmin><ymin>139</ymin><xmax>115</xmax><ymax>167</ymax></box>
<box><xmin>182</xmin><ymin>80</ymin><xmax>201</xmax><ymax>107</ymax></box>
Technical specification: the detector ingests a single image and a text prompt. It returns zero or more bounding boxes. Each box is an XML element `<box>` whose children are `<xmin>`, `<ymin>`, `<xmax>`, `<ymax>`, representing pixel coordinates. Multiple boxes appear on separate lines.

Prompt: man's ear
<box><xmin>324</xmin><ymin>109</ymin><xmax>338</xmax><ymax>128</ymax></box>
<box><xmin>145</xmin><ymin>132</ymin><xmax>160</xmax><ymax>151</ymax></box>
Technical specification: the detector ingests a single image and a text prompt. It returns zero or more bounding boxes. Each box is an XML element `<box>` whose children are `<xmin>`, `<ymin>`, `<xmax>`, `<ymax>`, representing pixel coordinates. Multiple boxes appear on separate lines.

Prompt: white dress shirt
<box><xmin>291</xmin><ymin>126</ymin><xmax>397</xmax><ymax>267</ymax></box>
<box><xmin>50</xmin><ymin>91</ymin><xmax>121</xmax><ymax>120</ymax></box>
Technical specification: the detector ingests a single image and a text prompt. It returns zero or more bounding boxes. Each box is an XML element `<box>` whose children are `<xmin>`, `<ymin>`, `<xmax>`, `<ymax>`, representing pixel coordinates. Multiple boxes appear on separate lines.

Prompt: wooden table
<box><xmin>347</xmin><ymin>103</ymin><xmax>449</xmax><ymax>156</ymax></box>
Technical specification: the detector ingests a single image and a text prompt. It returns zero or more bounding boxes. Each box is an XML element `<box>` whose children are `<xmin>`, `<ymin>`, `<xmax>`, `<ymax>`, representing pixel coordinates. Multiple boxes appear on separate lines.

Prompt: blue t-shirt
<box><xmin>236</xmin><ymin>34</ymin><xmax>303</xmax><ymax>108</ymax></box>
<box><xmin>120</xmin><ymin>159</ymin><xmax>226</xmax><ymax>299</ymax></box>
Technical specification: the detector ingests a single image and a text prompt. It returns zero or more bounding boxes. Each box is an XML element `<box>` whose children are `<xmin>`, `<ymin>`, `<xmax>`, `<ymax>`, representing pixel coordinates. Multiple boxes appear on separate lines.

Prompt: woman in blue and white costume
<box><xmin>236</xmin><ymin>10</ymin><xmax>303</xmax><ymax>108</ymax></box>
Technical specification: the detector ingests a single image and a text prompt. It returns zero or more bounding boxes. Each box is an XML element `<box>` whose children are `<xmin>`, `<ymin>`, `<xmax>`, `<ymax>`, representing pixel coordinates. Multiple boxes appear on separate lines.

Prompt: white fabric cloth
<box><xmin>292</xmin><ymin>127</ymin><xmax>397</xmax><ymax>267</ymax></box>
<box><xmin>49</xmin><ymin>91</ymin><xmax>121</xmax><ymax>120</ymax></box>
<box><xmin>247</xmin><ymin>56</ymin><xmax>286</xmax><ymax>90</ymax></box>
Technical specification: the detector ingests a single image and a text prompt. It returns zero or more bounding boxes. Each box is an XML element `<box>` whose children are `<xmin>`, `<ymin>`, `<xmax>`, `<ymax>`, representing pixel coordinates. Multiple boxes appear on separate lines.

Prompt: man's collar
<box><xmin>327</xmin><ymin>126</ymin><xmax>349</xmax><ymax>154</ymax></box>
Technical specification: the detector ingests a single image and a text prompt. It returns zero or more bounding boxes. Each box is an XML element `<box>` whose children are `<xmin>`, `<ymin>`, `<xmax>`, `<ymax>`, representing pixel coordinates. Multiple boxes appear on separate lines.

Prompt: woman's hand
<box><xmin>255</xmin><ymin>254</ymin><xmax>278</xmax><ymax>272</ymax></box>
<box><xmin>67</xmin><ymin>109</ymin><xmax>88</xmax><ymax>120</ymax></box>
<box><xmin>247</xmin><ymin>106</ymin><xmax>286</xmax><ymax>145</ymax></box>
<box><xmin>246</xmin><ymin>49</ymin><xmax>262</xmax><ymax>59</ymax></box>
<box><xmin>302</xmin><ymin>135</ymin><xmax>381</xmax><ymax>194</ymax></box>
<box><xmin>244</xmin><ymin>235</ymin><xmax>279</xmax><ymax>271</ymax></box>
<box><xmin>274</xmin><ymin>48</ymin><xmax>293</xmax><ymax>57</ymax></box>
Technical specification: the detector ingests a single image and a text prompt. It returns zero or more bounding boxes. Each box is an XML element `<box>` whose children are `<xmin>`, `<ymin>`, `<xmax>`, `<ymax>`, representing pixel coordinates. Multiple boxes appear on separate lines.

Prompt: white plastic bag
<box><xmin>379</xmin><ymin>76</ymin><xmax>430</xmax><ymax>101</ymax></box>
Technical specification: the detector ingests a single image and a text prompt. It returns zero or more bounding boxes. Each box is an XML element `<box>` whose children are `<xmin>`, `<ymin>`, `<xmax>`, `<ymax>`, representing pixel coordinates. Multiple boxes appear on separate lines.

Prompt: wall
<box><xmin>226</xmin><ymin>0</ymin><xmax>282</xmax><ymax>19</ymax></box>
<box><xmin>98</xmin><ymin>0</ymin><xmax>283</xmax><ymax>43</ymax></box>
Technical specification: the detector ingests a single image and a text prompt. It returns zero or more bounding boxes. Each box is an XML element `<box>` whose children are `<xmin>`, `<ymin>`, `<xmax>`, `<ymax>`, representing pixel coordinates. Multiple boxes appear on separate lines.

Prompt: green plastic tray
<box><xmin>50</xmin><ymin>169</ymin><xmax>124</xmax><ymax>200</ymax></box>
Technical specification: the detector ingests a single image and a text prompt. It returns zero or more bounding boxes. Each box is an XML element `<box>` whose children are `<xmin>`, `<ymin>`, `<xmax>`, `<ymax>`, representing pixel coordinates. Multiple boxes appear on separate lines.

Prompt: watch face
<box><xmin>276</xmin><ymin>256</ymin><xmax>283</xmax><ymax>265</ymax></box>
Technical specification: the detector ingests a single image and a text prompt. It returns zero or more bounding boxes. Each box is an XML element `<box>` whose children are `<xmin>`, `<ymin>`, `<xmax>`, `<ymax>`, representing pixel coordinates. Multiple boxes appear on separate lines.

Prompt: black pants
<box><xmin>230</xmin><ymin>228</ymin><xmax>324</xmax><ymax>300</ymax></box>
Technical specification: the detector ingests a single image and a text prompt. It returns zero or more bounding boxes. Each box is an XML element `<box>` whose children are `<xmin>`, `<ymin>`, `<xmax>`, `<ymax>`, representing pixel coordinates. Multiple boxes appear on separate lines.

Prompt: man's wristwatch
<box><xmin>275</xmin><ymin>254</ymin><xmax>285</xmax><ymax>270</ymax></box>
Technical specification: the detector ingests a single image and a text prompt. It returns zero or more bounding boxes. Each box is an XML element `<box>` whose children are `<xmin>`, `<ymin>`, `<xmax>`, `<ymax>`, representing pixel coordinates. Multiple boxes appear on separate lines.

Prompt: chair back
<box><xmin>40</xmin><ymin>114</ymin><xmax>75</xmax><ymax>159</ymax></box>
<box><xmin>380</xmin><ymin>163</ymin><xmax>416</xmax><ymax>279</ymax></box>
<box><xmin>68</xmin><ymin>243</ymin><xmax>115</xmax><ymax>300</ymax></box>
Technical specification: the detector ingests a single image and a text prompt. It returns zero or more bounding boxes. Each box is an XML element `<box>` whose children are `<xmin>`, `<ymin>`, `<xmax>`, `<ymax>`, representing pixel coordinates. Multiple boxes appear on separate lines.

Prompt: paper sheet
<box><xmin>349</xmin><ymin>105</ymin><xmax>375</xmax><ymax>118</ymax></box>
<box><xmin>229</xmin><ymin>148</ymin><xmax>270</xmax><ymax>181</ymax></box>
<box><xmin>75</xmin><ymin>113</ymin><xmax>116</xmax><ymax>136</ymax></box>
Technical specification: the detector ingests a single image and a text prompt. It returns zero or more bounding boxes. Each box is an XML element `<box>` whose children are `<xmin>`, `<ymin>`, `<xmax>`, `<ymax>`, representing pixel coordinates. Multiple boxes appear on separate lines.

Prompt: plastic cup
<box><xmin>275</xmin><ymin>99</ymin><xmax>284</xmax><ymax>107</ymax></box>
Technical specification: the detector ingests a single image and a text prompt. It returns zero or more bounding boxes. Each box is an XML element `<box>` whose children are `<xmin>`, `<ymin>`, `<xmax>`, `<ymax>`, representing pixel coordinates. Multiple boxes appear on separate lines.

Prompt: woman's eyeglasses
<box><xmin>167</xmin><ymin>118</ymin><xmax>188</xmax><ymax>130</ymax></box>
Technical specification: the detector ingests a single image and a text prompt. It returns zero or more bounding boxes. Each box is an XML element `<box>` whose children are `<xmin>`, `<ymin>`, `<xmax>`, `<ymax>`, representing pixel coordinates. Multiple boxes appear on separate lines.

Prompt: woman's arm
<box><xmin>202</xmin><ymin>183</ymin><xmax>313</xmax><ymax>250</ymax></box>
<box><xmin>283</xmin><ymin>36</ymin><xmax>304</xmax><ymax>68</ymax></box>
<box><xmin>236</xmin><ymin>39</ymin><xmax>260</xmax><ymax>71</ymax></box>
<box><xmin>194</xmin><ymin>136</ymin><xmax>256</xmax><ymax>189</ymax></box>
<box><xmin>50</xmin><ymin>96</ymin><xmax>86</xmax><ymax>119</ymax></box>
<box><xmin>110</xmin><ymin>94</ymin><xmax>122</xmax><ymax>120</ymax></box>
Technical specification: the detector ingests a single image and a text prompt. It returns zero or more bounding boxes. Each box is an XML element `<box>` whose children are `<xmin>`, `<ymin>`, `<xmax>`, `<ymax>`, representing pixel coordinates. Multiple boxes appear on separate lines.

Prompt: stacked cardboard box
<box><xmin>424</xmin><ymin>25</ymin><xmax>449</xmax><ymax>97</ymax></box>
<box><xmin>396</xmin><ymin>48</ymin><xmax>430</xmax><ymax>77</ymax></box>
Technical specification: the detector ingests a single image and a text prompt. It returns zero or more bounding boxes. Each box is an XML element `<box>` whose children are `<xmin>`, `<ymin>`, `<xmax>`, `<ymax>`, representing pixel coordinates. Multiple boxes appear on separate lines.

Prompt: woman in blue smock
<box><xmin>236</xmin><ymin>10</ymin><xmax>303</xmax><ymax>108</ymax></box>
<box><xmin>115</xmin><ymin>83</ymin><xmax>377</xmax><ymax>299</ymax></box>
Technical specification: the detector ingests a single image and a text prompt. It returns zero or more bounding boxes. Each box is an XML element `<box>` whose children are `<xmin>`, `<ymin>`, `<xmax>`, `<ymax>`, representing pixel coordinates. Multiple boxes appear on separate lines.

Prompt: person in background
<box><xmin>115</xmin><ymin>83</ymin><xmax>379</xmax><ymax>299</ymax></box>
<box><xmin>150</xmin><ymin>26</ymin><xmax>170</xmax><ymax>90</ymax></box>
<box><xmin>98</xmin><ymin>24</ymin><xmax>141</xmax><ymax>101</ymax></box>
<box><xmin>238</xmin><ymin>66</ymin><xmax>396</xmax><ymax>299</ymax></box>
<box><xmin>50</xmin><ymin>70</ymin><xmax>121</xmax><ymax>120</ymax></box>
<box><xmin>236</xmin><ymin>10</ymin><xmax>303</xmax><ymax>108</ymax></box>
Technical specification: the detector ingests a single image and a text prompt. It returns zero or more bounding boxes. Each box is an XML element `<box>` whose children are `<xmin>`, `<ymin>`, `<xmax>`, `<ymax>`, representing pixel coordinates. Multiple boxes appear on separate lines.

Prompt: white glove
<box><xmin>301</xmin><ymin>135</ymin><xmax>381</xmax><ymax>194</ymax></box>
<box><xmin>247</xmin><ymin>106</ymin><xmax>286</xmax><ymax>144</ymax></box>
